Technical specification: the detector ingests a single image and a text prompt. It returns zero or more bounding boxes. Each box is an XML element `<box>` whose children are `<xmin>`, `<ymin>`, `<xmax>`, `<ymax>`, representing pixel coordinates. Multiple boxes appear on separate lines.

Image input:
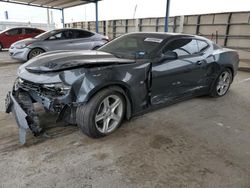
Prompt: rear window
<box><xmin>25</xmin><ymin>28</ymin><xmax>36</xmax><ymax>34</ymax></box>
<box><xmin>73</xmin><ymin>30</ymin><xmax>94</xmax><ymax>38</ymax></box>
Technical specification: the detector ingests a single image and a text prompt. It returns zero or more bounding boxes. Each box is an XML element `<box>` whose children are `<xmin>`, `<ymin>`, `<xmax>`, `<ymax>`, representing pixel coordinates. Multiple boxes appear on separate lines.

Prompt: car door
<box><xmin>151</xmin><ymin>38</ymin><xmax>208</xmax><ymax>105</ymax></box>
<box><xmin>68</xmin><ymin>30</ymin><xmax>95</xmax><ymax>50</ymax></box>
<box><xmin>4</xmin><ymin>28</ymin><xmax>23</xmax><ymax>48</ymax></box>
<box><xmin>24</xmin><ymin>28</ymin><xmax>37</xmax><ymax>38</ymax></box>
<box><xmin>44</xmin><ymin>30</ymin><xmax>72</xmax><ymax>51</ymax></box>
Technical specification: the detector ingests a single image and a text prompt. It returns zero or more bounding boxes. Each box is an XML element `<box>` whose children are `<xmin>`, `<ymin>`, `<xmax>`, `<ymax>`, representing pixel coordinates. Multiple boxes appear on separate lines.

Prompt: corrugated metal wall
<box><xmin>65</xmin><ymin>11</ymin><xmax>250</xmax><ymax>60</ymax></box>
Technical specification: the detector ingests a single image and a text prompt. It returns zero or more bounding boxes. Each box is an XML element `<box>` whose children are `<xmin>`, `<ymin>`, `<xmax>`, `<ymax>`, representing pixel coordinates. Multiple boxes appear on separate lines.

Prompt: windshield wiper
<box><xmin>112</xmin><ymin>53</ymin><xmax>124</xmax><ymax>58</ymax></box>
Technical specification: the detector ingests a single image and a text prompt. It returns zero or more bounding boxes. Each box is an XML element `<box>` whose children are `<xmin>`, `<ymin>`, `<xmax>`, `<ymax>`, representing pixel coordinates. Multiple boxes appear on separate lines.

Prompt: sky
<box><xmin>0</xmin><ymin>0</ymin><xmax>250</xmax><ymax>28</ymax></box>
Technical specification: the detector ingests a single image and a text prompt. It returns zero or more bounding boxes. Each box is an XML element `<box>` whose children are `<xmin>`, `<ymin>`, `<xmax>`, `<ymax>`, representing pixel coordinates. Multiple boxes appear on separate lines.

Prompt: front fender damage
<box><xmin>5</xmin><ymin>90</ymin><xmax>42</xmax><ymax>144</ymax></box>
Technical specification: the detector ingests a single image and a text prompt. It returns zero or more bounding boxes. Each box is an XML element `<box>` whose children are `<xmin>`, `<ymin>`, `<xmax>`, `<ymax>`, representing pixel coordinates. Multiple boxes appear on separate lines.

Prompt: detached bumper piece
<box><xmin>5</xmin><ymin>90</ymin><xmax>43</xmax><ymax>145</ymax></box>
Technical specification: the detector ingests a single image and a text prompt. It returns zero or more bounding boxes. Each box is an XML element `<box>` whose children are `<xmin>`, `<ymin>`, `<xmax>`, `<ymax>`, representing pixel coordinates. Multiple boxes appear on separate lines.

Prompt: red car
<box><xmin>0</xmin><ymin>27</ymin><xmax>44</xmax><ymax>51</ymax></box>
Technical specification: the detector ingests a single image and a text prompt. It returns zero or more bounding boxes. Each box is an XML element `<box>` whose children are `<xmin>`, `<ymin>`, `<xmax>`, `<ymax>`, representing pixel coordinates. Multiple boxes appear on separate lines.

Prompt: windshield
<box><xmin>34</xmin><ymin>29</ymin><xmax>60</xmax><ymax>40</ymax></box>
<box><xmin>98</xmin><ymin>33</ymin><xmax>165</xmax><ymax>59</ymax></box>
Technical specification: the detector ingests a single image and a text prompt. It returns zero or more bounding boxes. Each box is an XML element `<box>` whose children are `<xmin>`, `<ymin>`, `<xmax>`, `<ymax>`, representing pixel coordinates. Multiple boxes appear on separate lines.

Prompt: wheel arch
<box><xmin>27</xmin><ymin>47</ymin><xmax>46</xmax><ymax>60</ymax></box>
<box><xmin>226</xmin><ymin>66</ymin><xmax>234</xmax><ymax>77</ymax></box>
<box><xmin>84</xmin><ymin>83</ymin><xmax>133</xmax><ymax>120</ymax></box>
<box><xmin>209</xmin><ymin>64</ymin><xmax>234</xmax><ymax>95</ymax></box>
<box><xmin>223</xmin><ymin>64</ymin><xmax>234</xmax><ymax>81</ymax></box>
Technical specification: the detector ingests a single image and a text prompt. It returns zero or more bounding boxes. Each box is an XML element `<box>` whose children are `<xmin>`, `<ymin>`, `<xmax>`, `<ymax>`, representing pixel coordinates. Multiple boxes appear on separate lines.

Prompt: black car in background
<box><xmin>6</xmin><ymin>32</ymin><xmax>239</xmax><ymax>144</ymax></box>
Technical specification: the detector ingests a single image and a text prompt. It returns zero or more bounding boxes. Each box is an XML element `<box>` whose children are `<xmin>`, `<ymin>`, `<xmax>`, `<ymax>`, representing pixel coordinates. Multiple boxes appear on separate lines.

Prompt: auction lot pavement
<box><xmin>0</xmin><ymin>51</ymin><xmax>249</xmax><ymax>188</ymax></box>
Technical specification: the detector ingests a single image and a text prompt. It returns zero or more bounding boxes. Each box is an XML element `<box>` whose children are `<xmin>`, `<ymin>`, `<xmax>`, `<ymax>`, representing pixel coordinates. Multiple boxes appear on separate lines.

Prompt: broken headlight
<box><xmin>43</xmin><ymin>83</ymin><xmax>71</xmax><ymax>94</ymax></box>
<box><xmin>14</xmin><ymin>77</ymin><xmax>24</xmax><ymax>90</ymax></box>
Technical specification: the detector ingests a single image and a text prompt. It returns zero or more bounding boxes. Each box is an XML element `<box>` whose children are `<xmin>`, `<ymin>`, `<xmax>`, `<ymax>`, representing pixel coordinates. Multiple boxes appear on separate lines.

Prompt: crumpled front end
<box><xmin>5</xmin><ymin>77</ymin><xmax>75</xmax><ymax>144</ymax></box>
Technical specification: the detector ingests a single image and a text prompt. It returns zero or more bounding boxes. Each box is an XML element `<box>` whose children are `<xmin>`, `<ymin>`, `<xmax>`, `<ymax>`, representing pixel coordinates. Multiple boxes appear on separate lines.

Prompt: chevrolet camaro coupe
<box><xmin>6</xmin><ymin>32</ymin><xmax>239</xmax><ymax>144</ymax></box>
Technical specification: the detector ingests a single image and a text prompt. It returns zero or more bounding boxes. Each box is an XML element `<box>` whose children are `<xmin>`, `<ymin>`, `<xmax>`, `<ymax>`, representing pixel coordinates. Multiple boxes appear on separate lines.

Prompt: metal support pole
<box><xmin>103</xmin><ymin>21</ymin><xmax>106</xmax><ymax>35</ymax></box>
<box><xmin>196</xmin><ymin>15</ymin><xmax>201</xmax><ymax>35</ymax></box>
<box><xmin>156</xmin><ymin>18</ymin><xmax>159</xmax><ymax>32</ymax></box>
<box><xmin>179</xmin><ymin>15</ymin><xmax>184</xmax><ymax>33</ymax></box>
<box><xmin>113</xmin><ymin>20</ymin><xmax>116</xmax><ymax>39</ymax></box>
<box><xmin>95</xmin><ymin>0</ymin><xmax>99</xmax><ymax>33</ymax></box>
<box><xmin>125</xmin><ymin>19</ymin><xmax>128</xmax><ymax>33</ymax></box>
<box><xmin>173</xmin><ymin>16</ymin><xmax>177</xmax><ymax>33</ymax></box>
<box><xmin>105</xmin><ymin>20</ymin><xmax>109</xmax><ymax>37</ymax></box>
<box><xmin>47</xmin><ymin>8</ymin><xmax>50</xmax><ymax>24</ymax></box>
<box><xmin>47</xmin><ymin>8</ymin><xmax>50</xmax><ymax>30</ymax></box>
<box><xmin>224</xmin><ymin>13</ymin><xmax>232</xmax><ymax>47</ymax></box>
<box><xmin>61</xmin><ymin>8</ymin><xmax>65</xmax><ymax>28</ymax></box>
<box><xmin>139</xmin><ymin>19</ymin><xmax>142</xmax><ymax>32</ymax></box>
<box><xmin>164</xmin><ymin>0</ymin><xmax>170</xmax><ymax>32</ymax></box>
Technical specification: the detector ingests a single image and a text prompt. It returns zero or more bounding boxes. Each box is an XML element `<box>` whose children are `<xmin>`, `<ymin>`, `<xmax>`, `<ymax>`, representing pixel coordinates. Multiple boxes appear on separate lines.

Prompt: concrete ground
<box><xmin>0</xmin><ymin>51</ymin><xmax>250</xmax><ymax>188</ymax></box>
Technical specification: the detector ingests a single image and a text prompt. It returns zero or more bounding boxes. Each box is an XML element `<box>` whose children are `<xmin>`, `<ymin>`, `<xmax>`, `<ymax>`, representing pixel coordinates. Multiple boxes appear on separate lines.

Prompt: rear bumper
<box><xmin>5</xmin><ymin>91</ymin><xmax>29</xmax><ymax>144</ymax></box>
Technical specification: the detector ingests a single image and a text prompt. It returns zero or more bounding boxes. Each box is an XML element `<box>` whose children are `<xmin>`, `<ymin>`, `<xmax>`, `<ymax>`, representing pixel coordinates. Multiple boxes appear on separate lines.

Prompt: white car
<box><xmin>9</xmin><ymin>28</ymin><xmax>109</xmax><ymax>61</ymax></box>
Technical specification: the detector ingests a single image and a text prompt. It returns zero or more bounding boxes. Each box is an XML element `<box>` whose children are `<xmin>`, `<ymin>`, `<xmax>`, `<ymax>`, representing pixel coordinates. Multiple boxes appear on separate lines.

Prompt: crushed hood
<box><xmin>24</xmin><ymin>50</ymin><xmax>135</xmax><ymax>73</ymax></box>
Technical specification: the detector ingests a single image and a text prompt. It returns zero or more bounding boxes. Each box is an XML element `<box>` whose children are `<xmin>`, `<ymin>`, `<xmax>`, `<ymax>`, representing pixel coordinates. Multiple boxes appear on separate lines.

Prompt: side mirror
<box><xmin>5</xmin><ymin>32</ymin><xmax>10</xmax><ymax>36</ymax></box>
<box><xmin>161</xmin><ymin>51</ymin><xmax>178</xmax><ymax>61</ymax></box>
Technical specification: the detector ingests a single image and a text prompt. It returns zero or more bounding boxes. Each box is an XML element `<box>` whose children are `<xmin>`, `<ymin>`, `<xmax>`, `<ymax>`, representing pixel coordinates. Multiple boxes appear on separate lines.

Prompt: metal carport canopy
<box><xmin>0</xmin><ymin>0</ymin><xmax>170</xmax><ymax>33</ymax></box>
<box><xmin>0</xmin><ymin>0</ymin><xmax>102</xmax><ymax>32</ymax></box>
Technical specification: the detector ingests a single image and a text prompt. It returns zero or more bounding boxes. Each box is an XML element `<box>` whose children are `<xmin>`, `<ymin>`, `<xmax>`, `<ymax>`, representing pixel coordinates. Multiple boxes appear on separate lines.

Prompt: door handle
<box><xmin>196</xmin><ymin>60</ymin><xmax>206</xmax><ymax>65</ymax></box>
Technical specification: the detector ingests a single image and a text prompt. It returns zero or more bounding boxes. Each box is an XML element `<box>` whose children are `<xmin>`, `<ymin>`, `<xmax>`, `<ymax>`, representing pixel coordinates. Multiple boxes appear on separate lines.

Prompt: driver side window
<box><xmin>163</xmin><ymin>39</ymin><xmax>199</xmax><ymax>57</ymax></box>
<box><xmin>48</xmin><ymin>31</ymin><xmax>66</xmax><ymax>40</ymax></box>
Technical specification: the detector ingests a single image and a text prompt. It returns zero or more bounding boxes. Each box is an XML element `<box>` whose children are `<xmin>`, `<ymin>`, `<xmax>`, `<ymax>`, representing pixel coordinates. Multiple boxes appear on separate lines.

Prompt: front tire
<box><xmin>76</xmin><ymin>88</ymin><xmax>126</xmax><ymax>138</ymax></box>
<box><xmin>28</xmin><ymin>48</ymin><xmax>44</xmax><ymax>60</ymax></box>
<box><xmin>210</xmin><ymin>68</ymin><xmax>232</xmax><ymax>97</ymax></box>
<box><xmin>0</xmin><ymin>43</ymin><xmax>3</xmax><ymax>51</ymax></box>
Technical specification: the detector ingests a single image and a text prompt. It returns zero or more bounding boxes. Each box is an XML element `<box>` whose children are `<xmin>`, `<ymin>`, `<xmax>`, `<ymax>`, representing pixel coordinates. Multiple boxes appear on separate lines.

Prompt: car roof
<box><xmin>0</xmin><ymin>27</ymin><xmax>44</xmax><ymax>34</ymax></box>
<box><xmin>5</xmin><ymin>27</ymin><xmax>41</xmax><ymax>30</ymax></box>
<box><xmin>54</xmin><ymin>28</ymin><xmax>94</xmax><ymax>33</ymax></box>
<box><xmin>127</xmin><ymin>32</ymin><xmax>209</xmax><ymax>41</ymax></box>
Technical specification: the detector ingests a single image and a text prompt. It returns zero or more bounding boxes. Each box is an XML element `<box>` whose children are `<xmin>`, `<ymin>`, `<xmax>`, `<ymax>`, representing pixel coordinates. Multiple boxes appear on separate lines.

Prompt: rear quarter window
<box><xmin>197</xmin><ymin>40</ymin><xmax>210</xmax><ymax>52</ymax></box>
<box><xmin>73</xmin><ymin>30</ymin><xmax>94</xmax><ymax>38</ymax></box>
<box><xmin>213</xmin><ymin>43</ymin><xmax>221</xmax><ymax>50</ymax></box>
<box><xmin>25</xmin><ymin>28</ymin><xmax>36</xmax><ymax>34</ymax></box>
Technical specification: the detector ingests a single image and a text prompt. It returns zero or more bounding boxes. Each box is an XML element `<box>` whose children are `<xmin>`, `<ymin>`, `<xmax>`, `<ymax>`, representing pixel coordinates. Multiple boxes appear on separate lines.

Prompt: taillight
<box><xmin>102</xmin><ymin>36</ymin><xmax>109</xmax><ymax>42</ymax></box>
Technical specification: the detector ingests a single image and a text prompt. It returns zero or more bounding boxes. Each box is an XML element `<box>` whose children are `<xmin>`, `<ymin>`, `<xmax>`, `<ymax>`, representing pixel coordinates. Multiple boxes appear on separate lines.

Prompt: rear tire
<box><xmin>76</xmin><ymin>88</ymin><xmax>126</xmax><ymax>138</ymax></box>
<box><xmin>0</xmin><ymin>43</ymin><xmax>3</xmax><ymax>51</ymax></box>
<box><xmin>28</xmin><ymin>48</ymin><xmax>44</xmax><ymax>60</ymax></box>
<box><xmin>210</xmin><ymin>68</ymin><xmax>232</xmax><ymax>97</ymax></box>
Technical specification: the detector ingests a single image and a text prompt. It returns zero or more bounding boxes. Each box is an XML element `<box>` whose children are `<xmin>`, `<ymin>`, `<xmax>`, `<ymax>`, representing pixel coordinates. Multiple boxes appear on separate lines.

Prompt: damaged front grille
<box><xmin>16</xmin><ymin>78</ymin><xmax>69</xmax><ymax>97</ymax></box>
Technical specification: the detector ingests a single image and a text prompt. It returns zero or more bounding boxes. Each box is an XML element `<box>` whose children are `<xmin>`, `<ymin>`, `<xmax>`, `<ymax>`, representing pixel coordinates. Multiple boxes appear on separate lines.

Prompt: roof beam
<box><xmin>0</xmin><ymin>0</ymin><xmax>62</xmax><ymax>9</ymax></box>
<box><xmin>0</xmin><ymin>0</ymin><xmax>101</xmax><ymax>9</ymax></box>
<box><xmin>44</xmin><ymin>0</ymin><xmax>77</xmax><ymax>7</ymax></box>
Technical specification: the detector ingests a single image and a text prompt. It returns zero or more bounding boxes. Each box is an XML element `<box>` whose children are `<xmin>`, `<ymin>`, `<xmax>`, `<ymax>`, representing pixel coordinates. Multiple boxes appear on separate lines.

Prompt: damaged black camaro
<box><xmin>6</xmin><ymin>32</ymin><xmax>239</xmax><ymax>144</ymax></box>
